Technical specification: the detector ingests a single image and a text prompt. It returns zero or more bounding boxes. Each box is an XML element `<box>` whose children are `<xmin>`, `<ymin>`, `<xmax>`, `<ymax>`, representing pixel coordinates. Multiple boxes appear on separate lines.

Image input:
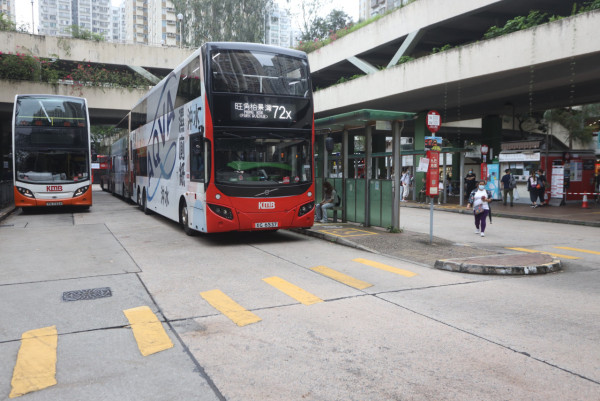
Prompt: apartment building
<box><xmin>38</xmin><ymin>0</ymin><xmax>111</xmax><ymax>39</ymax></box>
<box><xmin>359</xmin><ymin>0</ymin><xmax>411</xmax><ymax>21</ymax></box>
<box><xmin>124</xmin><ymin>0</ymin><xmax>177</xmax><ymax>46</ymax></box>
<box><xmin>0</xmin><ymin>0</ymin><xmax>16</xmax><ymax>22</ymax></box>
<box><xmin>266</xmin><ymin>3</ymin><xmax>299</xmax><ymax>48</ymax></box>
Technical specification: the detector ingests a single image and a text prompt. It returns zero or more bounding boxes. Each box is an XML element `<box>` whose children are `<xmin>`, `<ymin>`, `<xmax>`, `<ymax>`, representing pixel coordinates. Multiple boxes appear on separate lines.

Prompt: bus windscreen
<box><xmin>211</xmin><ymin>50</ymin><xmax>310</xmax><ymax>97</ymax></box>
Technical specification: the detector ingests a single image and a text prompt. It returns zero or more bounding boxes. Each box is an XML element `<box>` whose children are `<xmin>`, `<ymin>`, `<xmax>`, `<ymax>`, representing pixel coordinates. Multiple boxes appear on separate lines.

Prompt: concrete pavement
<box><xmin>292</xmin><ymin>200</ymin><xmax>599</xmax><ymax>274</ymax></box>
<box><xmin>3</xmin><ymin>195</ymin><xmax>597</xmax><ymax>274</ymax></box>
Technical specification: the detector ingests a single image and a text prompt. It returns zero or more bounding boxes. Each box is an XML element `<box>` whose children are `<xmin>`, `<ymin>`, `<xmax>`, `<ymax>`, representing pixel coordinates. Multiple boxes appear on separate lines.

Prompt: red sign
<box><xmin>480</xmin><ymin>144</ymin><xmax>489</xmax><ymax>155</ymax></box>
<box><xmin>426</xmin><ymin>110</ymin><xmax>441</xmax><ymax>134</ymax></box>
<box><xmin>481</xmin><ymin>163</ymin><xmax>488</xmax><ymax>181</ymax></box>
<box><xmin>426</xmin><ymin>151</ymin><xmax>440</xmax><ymax>196</ymax></box>
<box><xmin>46</xmin><ymin>185</ymin><xmax>63</xmax><ymax>192</ymax></box>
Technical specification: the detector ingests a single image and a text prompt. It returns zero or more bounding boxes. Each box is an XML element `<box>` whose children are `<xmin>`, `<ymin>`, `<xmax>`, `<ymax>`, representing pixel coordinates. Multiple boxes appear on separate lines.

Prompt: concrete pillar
<box><xmin>482</xmin><ymin>115</ymin><xmax>502</xmax><ymax>161</ymax></box>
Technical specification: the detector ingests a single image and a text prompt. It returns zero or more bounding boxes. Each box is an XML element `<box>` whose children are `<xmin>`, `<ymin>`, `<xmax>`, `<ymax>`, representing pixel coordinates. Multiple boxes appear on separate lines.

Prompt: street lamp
<box><xmin>31</xmin><ymin>0</ymin><xmax>35</xmax><ymax>34</ymax></box>
<box><xmin>177</xmin><ymin>13</ymin><xmax>183</xmax><ymax>48</ymax></box>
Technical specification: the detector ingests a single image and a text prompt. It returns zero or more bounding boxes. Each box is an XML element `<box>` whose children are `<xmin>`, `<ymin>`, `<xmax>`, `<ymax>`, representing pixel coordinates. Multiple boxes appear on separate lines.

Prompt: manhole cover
<box><xmin>62</xmin><ymin>287</ymin><xmax>112</xmax><ymax>302</ymax></box>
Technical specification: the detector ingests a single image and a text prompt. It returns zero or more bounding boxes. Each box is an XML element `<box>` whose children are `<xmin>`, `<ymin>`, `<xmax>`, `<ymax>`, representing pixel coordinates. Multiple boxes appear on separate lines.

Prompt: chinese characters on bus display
<box><xmin>231</xmin><ymin>102</ymin><xmax>295</xmax><ymax>121</ymax></box>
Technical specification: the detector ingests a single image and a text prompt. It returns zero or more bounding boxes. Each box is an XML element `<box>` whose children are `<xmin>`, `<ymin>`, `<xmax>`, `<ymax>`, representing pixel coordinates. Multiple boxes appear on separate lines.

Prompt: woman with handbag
<box><xmin>467</xmin><ymin>180</ymin><xmax>492</xmax><ymax>237</ymax></box>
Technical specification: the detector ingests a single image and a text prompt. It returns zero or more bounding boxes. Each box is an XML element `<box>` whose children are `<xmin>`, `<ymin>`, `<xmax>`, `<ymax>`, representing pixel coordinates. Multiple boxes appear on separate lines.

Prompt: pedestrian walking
<box><xmin>527</xmin><ymin>172</ymin><xmax>543</xmax><ymax>207</ymax></box>
<box><xmin>467</xmin><ymin>180</ymin><xmax>492</xmax><ymax>237</ymax></box>
<box><xmin>464</xmin><ymin>169</ymin><xmax>477</xmax><ymax>201</ymax></box>
<box><xmin>537</xmin><ymin>169</ymin><xmax>547</xmax><ymax>205</ymax></box>
<box><xmin>501</xmin><ymin>168</ymin><xmax>515</xmax><ymax>206</ymax></box>
<box><xmin>401</xmin><ymin>169</ymin><xmax>411</xmax><ymax>202</ymax></box>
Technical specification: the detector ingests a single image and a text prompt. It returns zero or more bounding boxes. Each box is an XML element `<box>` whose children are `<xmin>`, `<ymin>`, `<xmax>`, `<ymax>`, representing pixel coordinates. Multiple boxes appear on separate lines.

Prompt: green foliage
<box><xmin>335</xmin><ymin>74</ymin><xmax>364</xmax><ymax>85</ymax></box>
<box><xmin>66</xmin><ymin>25</ymin><xmax>105</xmax><ymax>42</ymax></box>
<box><xmin>173</xmin><ymin>0</ymin><xmax>271</xmax><ymax>46</ymax></box>
<box><xmin>395</xmin><ymin>56</ymin><xmax>415</xmax><ymax>65</ymax></box>
<box><xmin>386</xmin><ymin>225</ymin><xmax>403</xmax><ymax>233</ymax></box>
<box><xmin>0</xmin><ymin>50</ymin><xmax>151</xmax><ymax>93</ymax></box>
<box><xmin>0</xmin><ymin>12</ymin><xmax>16</xmax><ymax>31</ymax></box>
<box><xmin>431</xmin><ymin>44</ymin><xmax>453</xmax><ymax>54</ymax></box>
<box><xmin>483</xmin><ymin>10</ymin><xmax>549</xmax><ymax>39</ymax></box>
<box><xmin>299</xmin><ymin>9</ymin><xmax>353</xmax><ymax>42</ymax></box>
<box><xmin>543</xmin><ymin>105</ymin><xmax>600</xmax><ymax>145</ymax></box>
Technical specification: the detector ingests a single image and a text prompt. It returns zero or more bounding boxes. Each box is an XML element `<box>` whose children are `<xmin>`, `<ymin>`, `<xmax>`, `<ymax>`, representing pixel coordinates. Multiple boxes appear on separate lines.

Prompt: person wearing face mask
<box><xmin>467</xmin><ymin>180</ymin><xmax>492</xmax><ymax>237</ymax></box>
<box><xmin>464</xmin><ymin>169</ymin><xmax>477</xmax><ymax>201</ymax></box>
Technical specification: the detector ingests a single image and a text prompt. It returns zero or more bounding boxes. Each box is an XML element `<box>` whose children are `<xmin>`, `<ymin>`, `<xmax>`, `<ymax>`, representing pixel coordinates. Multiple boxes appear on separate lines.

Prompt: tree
<box><xmin>298</xmin><ymin>7</ymin><xmax>353</xmax><ymax>42</ymax></box>
<box><xmin>173</xmin><ymin>0</ymin><xmax>272</xmax><ymax>46</ymax></box>
<box><xmin>66</xmin><ymin>25</ymin><xmax>105</xmax><ymax>42</ymax></box>
<box><xmin>0</xmin><ymin>13</ymin><xmax>16</xmax><ymax>32</ymax></box>
<box><xmin>543</xmin><ymin>104</ymin><xmax>600</xmax><ymax>146</ymax></box>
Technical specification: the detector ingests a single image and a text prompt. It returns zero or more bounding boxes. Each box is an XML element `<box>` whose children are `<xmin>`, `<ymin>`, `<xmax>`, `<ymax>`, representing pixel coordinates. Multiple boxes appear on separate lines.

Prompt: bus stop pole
<box><xmin>392</xmin><ymin>121</ymin><xmax>401</xmax><ymax>230</ymax></box>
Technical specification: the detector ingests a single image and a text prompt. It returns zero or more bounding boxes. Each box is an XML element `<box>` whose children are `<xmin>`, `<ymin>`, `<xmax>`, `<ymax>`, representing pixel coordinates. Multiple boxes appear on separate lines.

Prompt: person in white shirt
<box><xmin>401</xmin><ymin>169</ymin><xmax>411</xmax><ymax>201</ymax></box>
<box><xmin>467</xmin><ymin>180</ymin><xmax>492</xmax><ymax>237</ymax></box>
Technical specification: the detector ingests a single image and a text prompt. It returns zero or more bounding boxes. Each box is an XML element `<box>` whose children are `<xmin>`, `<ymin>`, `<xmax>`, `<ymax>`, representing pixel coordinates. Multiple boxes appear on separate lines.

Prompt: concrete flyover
<box><xmin>0</xmin><ymin>31</ymin><xmax>194</xmax><ymax>124</ymax></box>
<box><xmin>310</xmin><ymin>3</ymin><xmax>600</xmax><ymax>121</ymax></box>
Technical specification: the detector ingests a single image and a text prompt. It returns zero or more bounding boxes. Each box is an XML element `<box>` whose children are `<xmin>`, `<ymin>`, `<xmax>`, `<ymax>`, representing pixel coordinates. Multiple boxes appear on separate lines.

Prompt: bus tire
<box><xmin>179</xmin><ymin>200</ymin><xmax>195</xmax><ymax>236</ymax></box>
<box><xmin>137</xmin><ymin>191</ymin><xmax>141</xmax><ymax>209</ymax></box>
<box><xmin>143</xmin><ymin>190</ymin><xmax>151</xmax><ymax>215</ymax></box>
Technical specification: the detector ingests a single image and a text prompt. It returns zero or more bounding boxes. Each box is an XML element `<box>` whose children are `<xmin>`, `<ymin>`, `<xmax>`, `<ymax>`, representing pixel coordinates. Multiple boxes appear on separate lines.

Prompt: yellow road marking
<box><xmin>319</xmin><ymin>228</ymin><xmax>379</xmax><ymax>237</ymax></box>
<box><xmin>200</xmin><ymin>289</ymin><xmax>262</xmax><ymax>327</ymax></box>
<box><xmin>505</xmin><ymin>247</ymin><xmax>581</xmax><ymax>260</ymax></box>
<box><xmin>311</xmin><ymin>265</ymin><xmax>373</xmax><ymax>290</ymax></box>
<box><xmin>554</xmin><ymin>246</ymin><xmax>600</xmax><ymax>256</ymax></box>
<box><xmin>353</xmin><ymin>258</ymin><xmax>417</xmax><ymax>277</ymax></box>
<box><xmin>263</xmin><ymin>277</ymin><xmax>323</xmax><ymax>305</ymax></box>
<box><xmin>10</xmin><ymin>326</ymin><xmax>58</xmax><ymax>398</ymax></box>
<box><xmin>123</xmin><ymin>306</ymin><xmax>174</xmax><ymax>356</ymax></box>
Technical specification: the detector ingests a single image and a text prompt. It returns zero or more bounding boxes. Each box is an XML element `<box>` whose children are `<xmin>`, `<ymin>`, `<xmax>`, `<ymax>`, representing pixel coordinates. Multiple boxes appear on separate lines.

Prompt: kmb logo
<box><xmin>258</xmin><ymin>201</ymin><xmax>275</xmax><ymax>210</ymax></box>
<box><xmin>46</xmin><ymin>186</ymin><xmax>63</xmax><ymax>192</ymax></box>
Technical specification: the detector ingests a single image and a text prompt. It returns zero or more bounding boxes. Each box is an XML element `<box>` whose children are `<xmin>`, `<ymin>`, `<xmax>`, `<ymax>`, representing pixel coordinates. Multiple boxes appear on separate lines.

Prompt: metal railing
<box><xmin>0</xmin><ymin>181</ymin><xmax>14</xmax><ymax>209</ymax></box>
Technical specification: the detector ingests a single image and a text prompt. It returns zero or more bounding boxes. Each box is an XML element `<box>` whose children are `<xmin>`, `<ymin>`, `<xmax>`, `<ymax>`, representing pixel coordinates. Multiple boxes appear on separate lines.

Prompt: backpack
<box><xmin>335</xmin><ymin>193</ymin><xmax>341</xmax><ymax>206</ymax></box>
<box><xmin>509</xmin><ymin>175</ymin><xmax>516</xmax><ymax>189</ymax></box>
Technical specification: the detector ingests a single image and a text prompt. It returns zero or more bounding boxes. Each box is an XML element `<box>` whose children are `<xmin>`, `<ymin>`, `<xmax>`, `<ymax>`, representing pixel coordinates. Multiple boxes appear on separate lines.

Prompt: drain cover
<box><xmin>62</xmin><ymin>287</ymin><xmax>112</xmax><ymax>302</ymax></box>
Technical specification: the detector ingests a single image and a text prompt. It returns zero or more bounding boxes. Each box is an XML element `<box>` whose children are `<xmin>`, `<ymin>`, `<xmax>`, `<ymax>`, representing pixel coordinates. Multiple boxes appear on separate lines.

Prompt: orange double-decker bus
<box><xmin>12</xmin><ymin>95</ymin><xmax>92</xmax><ymax>209</ymax></box>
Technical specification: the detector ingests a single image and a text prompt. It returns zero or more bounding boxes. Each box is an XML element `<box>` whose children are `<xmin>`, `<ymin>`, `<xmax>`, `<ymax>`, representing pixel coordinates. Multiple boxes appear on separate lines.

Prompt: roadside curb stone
<box><xmin>434</xmin><ymin>253</ymin><xmax>562</xmax><ymax>275</ymax></box>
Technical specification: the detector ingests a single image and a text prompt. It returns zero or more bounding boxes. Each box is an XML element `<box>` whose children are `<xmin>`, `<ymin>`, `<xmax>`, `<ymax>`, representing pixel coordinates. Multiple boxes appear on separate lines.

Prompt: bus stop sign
<box><xmin>426</xmin><ymin>110</ymin><xmax>441</xmax><ymax>133</ymax></box>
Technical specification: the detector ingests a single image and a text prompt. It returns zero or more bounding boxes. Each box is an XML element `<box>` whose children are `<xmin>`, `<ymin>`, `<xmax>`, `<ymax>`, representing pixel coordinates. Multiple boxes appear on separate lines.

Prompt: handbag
<box><xmin>514</xmin><ymin>188</ymin><xmax>520</xmax><ymax>200</ymax></box>
<box><xmin>473</xmin><ymin>203</ymin><xmax>485</xmax><ymax>215</ymax></box>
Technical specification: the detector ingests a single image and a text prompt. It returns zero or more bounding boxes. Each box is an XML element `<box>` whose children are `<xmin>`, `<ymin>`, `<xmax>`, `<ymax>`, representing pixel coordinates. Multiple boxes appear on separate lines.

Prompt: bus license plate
<box><xmin>46</xmin><ymin>202</ymin><xmax>63</xmax><ymax>206</ymax></box>
<box><xmin>255</xmin><ymin>222</ymin><xmax>278</xmax><ymax>229</ymax></box>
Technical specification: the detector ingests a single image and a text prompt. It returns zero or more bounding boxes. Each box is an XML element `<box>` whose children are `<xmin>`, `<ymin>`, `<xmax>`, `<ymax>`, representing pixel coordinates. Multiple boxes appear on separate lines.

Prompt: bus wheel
<box><xmin>180</xmin><ymin>201</ymin><xmax>195</xmax><ymax>236</ymax></box>
<box><xmin>143</xmin><ymin>190</ymin><xmax>151</xmax><ymax>215</ymax></box>
<box><xmin>137</xmin><ymin>191</ymin><xmax>141</xmax><ymax>208</ymax></box>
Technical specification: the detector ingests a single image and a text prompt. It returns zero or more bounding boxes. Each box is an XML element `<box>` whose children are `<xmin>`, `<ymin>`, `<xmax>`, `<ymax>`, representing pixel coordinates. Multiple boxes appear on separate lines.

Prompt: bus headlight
<box><xmin>73</xmin><ymin>185</ymin><xmax>89</xmax><ymax>197</ymax></box>
<box><xmin>16</xmin><ymin>187</ymin><xmax>35</xmax><ymax>198</ymax></box>
<box><xmin>298</xmin><ymin>201</ymin><xmax>314</xmax><ymax>217</ymax></box>
<box><xmin>208</xmin><ymin>204</ymin><xmax>233</xmax><ymax>220</ymax></box>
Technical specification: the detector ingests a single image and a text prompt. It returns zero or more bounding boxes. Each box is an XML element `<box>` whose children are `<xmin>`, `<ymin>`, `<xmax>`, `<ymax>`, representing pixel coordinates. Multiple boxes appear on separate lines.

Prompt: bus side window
<box><xmin>190</xmin><ymin>134</ymin><xmax>204</xmax><ymax>182</ymax></box>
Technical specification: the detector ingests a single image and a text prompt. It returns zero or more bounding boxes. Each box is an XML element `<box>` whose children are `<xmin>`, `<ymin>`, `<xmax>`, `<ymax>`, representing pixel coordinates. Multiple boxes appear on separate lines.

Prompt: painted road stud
<box><xmin>123</xmin><ymin>306</ymin><xmax>174</xmax><ymax>356</ymax></box>
<box><xmin>353</xmin><ymin>258</ymin><xmax>417</xmax><ymax>277</ymax></box>
<box><xmin>263</xmin><ymin>276</ymin><xmax>323</xmax><ymax>305</ymax></box>
<box><xmin>10</xmin><ymin>326</ymin><xmax>58</xmax><ymax>398</ymax></box>
<box><xmin>310</xmin><ymin>266</ymin><xmax>373</xmax><ymax>290</ymax></box>
<box><xmin>200</xmin><ymin>289</ymin><xmax>262</xmax><ymax>327</ymax></box>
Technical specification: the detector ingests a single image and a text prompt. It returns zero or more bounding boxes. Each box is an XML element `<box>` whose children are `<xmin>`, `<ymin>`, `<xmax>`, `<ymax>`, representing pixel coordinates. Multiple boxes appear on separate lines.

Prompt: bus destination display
<box><xmin>232</xmin><ymin>102</ymin><xmax>295</xmax><ymax>121</ymax></box>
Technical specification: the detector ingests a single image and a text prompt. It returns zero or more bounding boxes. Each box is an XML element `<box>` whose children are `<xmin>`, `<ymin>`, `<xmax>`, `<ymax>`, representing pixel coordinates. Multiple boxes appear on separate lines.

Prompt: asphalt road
<box><xmin>0</xmin><ymin>188</ymin><xmax>598</xmax><ymax>400</ymax></box>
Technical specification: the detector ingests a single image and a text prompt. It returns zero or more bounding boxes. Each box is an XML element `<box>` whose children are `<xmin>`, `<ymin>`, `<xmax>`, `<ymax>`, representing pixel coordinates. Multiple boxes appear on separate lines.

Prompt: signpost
<box><xmin>425</xmin><ymin>111</ymin><xmax>441</xmax><ymax>244</ymax></box>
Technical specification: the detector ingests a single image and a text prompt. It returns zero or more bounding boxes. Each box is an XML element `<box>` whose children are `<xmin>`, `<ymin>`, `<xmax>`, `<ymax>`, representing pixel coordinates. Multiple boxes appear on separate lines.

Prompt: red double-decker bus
<box><xmin>111</xmin><ymin>42</ymin><xmax>315</xmax><ymax>234</ymax></box>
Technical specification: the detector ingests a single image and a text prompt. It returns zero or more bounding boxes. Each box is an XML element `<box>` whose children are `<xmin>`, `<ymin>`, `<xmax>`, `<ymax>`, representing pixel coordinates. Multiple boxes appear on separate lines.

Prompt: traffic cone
<box><xmin>582</xmin><ymin>194</ymin><xmax>589</xmax><ymax>209</ymax></box>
